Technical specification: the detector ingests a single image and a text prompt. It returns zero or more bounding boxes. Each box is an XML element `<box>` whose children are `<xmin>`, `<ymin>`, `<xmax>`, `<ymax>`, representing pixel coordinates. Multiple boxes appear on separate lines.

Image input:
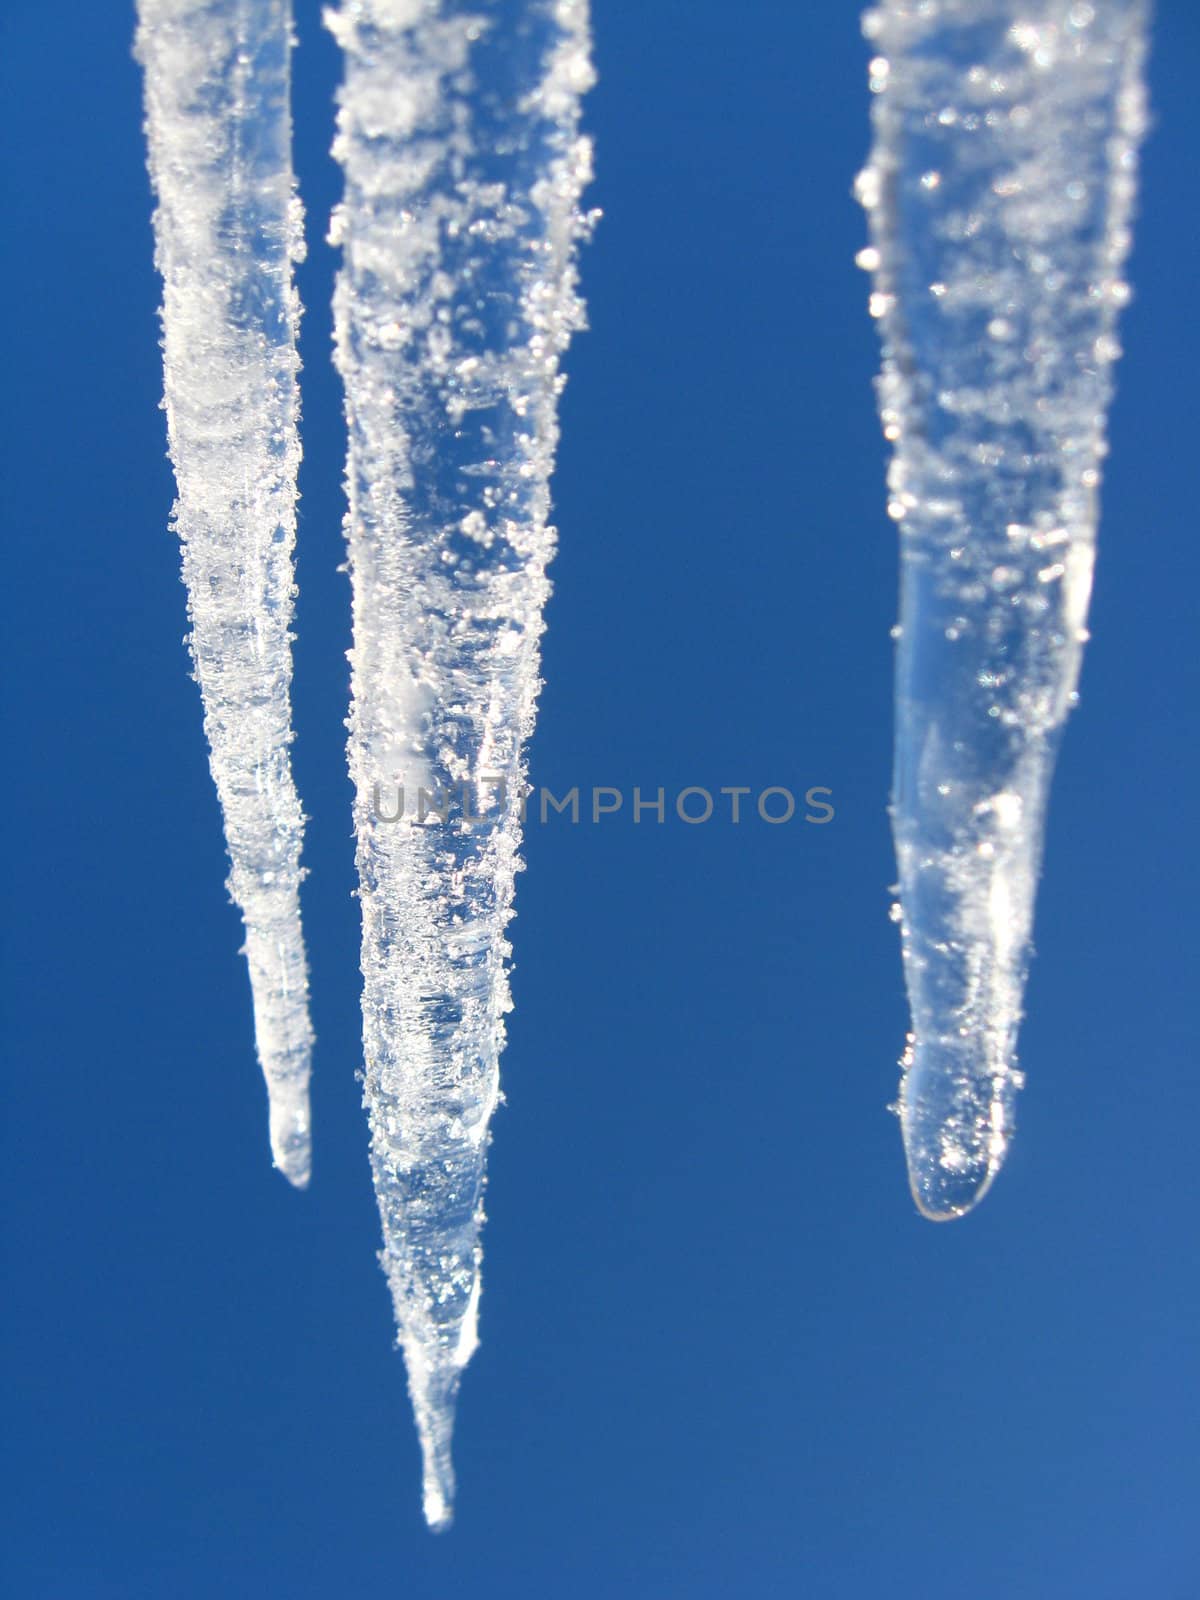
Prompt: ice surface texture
<box><xmin>137</xmin><ymin>0</ymin><xmax>313</xmax><ymax>1186</ymax></box>
<box><xmin>329</xmin><ymin>0</ymin><xmax>594</xmax><ymax>1526</ymax></box>
<box><xmin>859</xmin><ymin>0</ymin><xmax>1148</xmax><ymax>1219</ymax></box>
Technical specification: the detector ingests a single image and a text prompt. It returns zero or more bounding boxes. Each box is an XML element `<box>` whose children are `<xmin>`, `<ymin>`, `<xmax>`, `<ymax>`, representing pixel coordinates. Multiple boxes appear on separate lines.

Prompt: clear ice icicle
<box><xmin>137</xmin><ymin>0</ymin><xmax>313</xmax><ymax>1185</ymax></box>
<box><xmin>859</xmin><ymin>0</ymin><xmax>1149</xmax><ymax>1218</ymax></box>
<box><xmin>328</xmin><ymin>0</ymin><xmax>594</xmax><ymax>1526</ymax></box>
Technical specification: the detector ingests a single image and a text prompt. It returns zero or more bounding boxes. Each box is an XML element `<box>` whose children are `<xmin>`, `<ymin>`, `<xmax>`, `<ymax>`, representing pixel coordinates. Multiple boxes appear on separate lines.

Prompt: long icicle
<box><xmin>329</xmin><ymin>0</ymin><xmax>594</xmax><ymax>1528</ymax></box>
<box><xmin>137</xmin><ymin>0</ymin><xmax>313</xmax><ymax>1185</ymax></box>
<box><xmin>858</xmin><ymin>0</ymin><xmax>1148</xmax><ymax>1218</ymax></box>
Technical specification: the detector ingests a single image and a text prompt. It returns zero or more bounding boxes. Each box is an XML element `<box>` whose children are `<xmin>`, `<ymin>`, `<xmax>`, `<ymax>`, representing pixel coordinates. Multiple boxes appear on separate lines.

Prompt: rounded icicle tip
<box><xmin>269</xmin><ymin>1094</ymin><xmax>312</xmax><ymax>1190</ymax></box>
<box><xmin>423</xmin><ymin>1480</ymin><xmax>454</xmax><ymax>1534</ymax></box>
<box><xmin>900</xmin><ymin>1036</ymin><xmax>1016</xmax><ymax>1222</ymax></box>
<box><xmin>905</xmin><ymin>1140</ymin><xmax>1000</xmax><ymax>1223</ymax></box>
<box><xmin>417</xmin><ymin>1421</ymin><xmax>457</xmax><ymax>1531</ymax></box>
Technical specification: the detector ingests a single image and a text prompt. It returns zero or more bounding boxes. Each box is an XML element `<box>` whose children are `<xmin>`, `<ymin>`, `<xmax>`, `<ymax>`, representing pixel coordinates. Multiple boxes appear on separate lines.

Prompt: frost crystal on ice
<box><xmin>328</xmin><ymin>0</ymin><xmax>594</xmax><ymax>1527</ymax></box>
<box><xmin>137</xmin><ymin>0</ymin><xmax>313</xmax><ymax>1185</ymax></box>
<box><xmin>859</xmin><ymin>0</ymin><xmax>1148</xmax><ymax>1218</ymax></box>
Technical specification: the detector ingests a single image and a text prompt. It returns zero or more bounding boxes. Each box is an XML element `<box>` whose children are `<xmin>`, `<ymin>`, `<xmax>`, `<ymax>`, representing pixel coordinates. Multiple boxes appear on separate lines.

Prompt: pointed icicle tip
<box><xmin>409</xmin><ymin>1355</ymin><xmax>463</xmax><ymax>1532</ymax></box>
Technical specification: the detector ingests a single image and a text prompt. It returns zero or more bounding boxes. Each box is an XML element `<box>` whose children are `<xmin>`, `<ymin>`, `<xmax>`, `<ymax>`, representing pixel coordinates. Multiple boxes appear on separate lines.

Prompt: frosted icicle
<box><xmin>328</xmin><ymin>0</ymin><xmax>594</xmax><ymax>1527</ymax></box>
<box><xmin>859</xmin><ymin>0</ymin><xmax>1148</xmax><ymax>1219</ymax></box>
<box><xmin>137</xmin><ymin>0</ymin><xmax>313</xmax><ymax>1185</ymax></box>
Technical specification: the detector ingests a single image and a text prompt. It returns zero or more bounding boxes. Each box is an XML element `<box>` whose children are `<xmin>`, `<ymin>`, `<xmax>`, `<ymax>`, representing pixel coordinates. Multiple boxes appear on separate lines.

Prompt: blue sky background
<box><xmin>2</xmin><ymin>2</ymin><xmax>1198</xmax><ymax>1595</ymax></box>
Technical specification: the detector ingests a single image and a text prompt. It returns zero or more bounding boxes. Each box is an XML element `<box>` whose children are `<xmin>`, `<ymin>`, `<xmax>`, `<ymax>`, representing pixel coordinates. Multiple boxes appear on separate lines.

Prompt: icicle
<box><xmin>137</xmin><ymin>0</ymin><xmax>313</xmax><ymax>1185</ymax></box>
<box><xmin>329</xmin><ymin>0</ymin><xmax>595</xmax><ymax>1527</ymax></box>
<box><xmin>859</xmin><ymin>0</ymin><xmax>1148</xmax><ymax>1218</ymax></box>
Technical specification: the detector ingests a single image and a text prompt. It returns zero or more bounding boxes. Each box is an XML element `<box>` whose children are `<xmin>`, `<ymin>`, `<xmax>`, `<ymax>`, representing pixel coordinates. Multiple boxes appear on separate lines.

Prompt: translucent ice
<box><xmin>137</xmin><ymin>0</ymin><xmax>313</xmax><ymax>1185</ymax></box>
<box><xmin>859</xmin><ymin>0</ymin><xmax>1148</xmax><ymax>1217</ymax></box>
<box><xmin>328</xmin><ymin>0</ymin><xmax>595</xmax><ymax>1525</ymax></box>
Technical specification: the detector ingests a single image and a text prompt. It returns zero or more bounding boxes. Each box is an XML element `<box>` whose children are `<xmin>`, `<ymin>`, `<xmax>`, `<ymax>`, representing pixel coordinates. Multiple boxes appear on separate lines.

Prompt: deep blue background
<box><xmin>2</xmin><ymin>3</ymin><xmax>1198</xmax><ymax>1595</ymax></box>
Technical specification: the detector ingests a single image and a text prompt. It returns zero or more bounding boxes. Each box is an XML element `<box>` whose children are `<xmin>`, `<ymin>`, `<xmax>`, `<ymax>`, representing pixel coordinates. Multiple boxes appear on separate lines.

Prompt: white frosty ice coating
<box><xmin>859</xmin><ymin>0</ymin><xmax>1148</xmax><ymax>1219</ymax></box>
<box><xmin>328</xmin><ymin>0</ymin><xmax>594</xmax><ymax>1528</ymax></box>
<box><xmin>137</xmin><ymin>0</ymin><xmax>313</xmax><ymax>1186</ymax></box>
